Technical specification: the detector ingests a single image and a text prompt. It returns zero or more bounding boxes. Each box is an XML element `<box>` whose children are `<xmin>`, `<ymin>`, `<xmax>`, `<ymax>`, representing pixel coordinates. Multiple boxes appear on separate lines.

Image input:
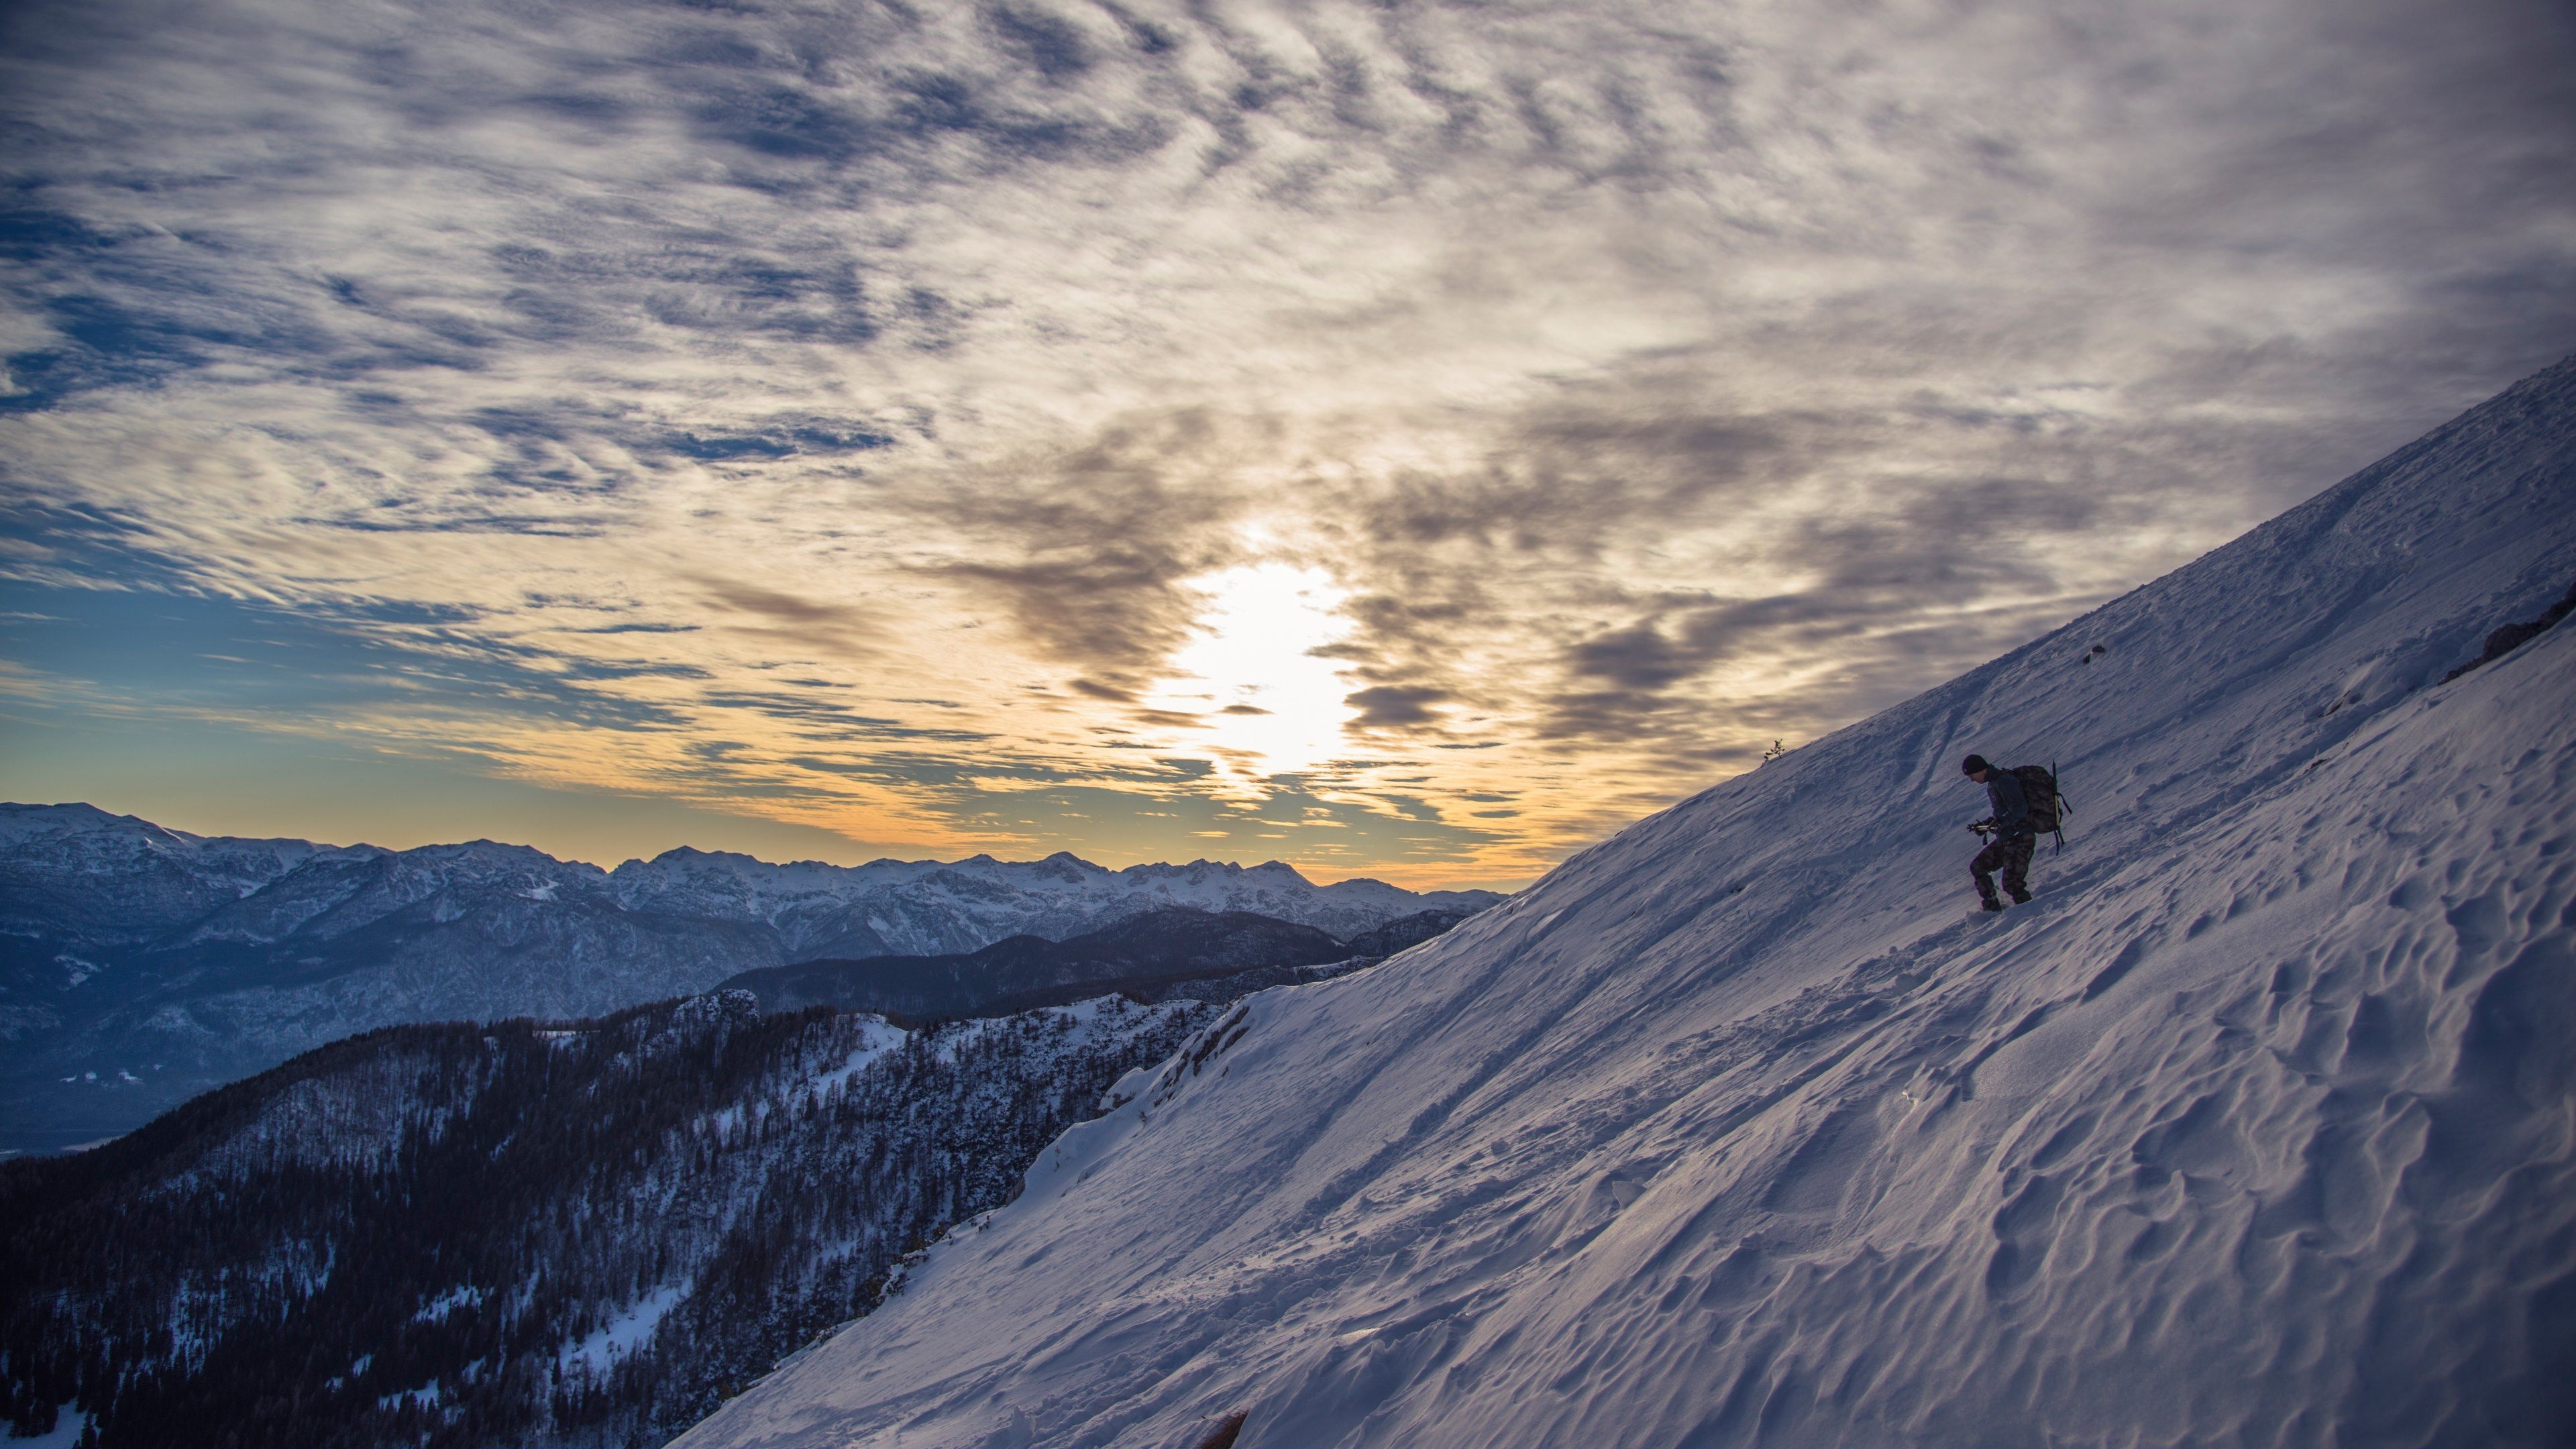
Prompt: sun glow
<box><xmin>1144</xmin><ymin>561</ymin><xmax>1356</xmax><ymax>786</ymax></box>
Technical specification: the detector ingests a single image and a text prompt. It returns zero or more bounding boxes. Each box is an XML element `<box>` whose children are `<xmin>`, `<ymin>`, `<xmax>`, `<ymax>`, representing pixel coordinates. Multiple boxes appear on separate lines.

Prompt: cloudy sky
<box><xmin>1</xmin><ymin>0</ymin><xmax>2570</xmax><ymax>887</ymax></box>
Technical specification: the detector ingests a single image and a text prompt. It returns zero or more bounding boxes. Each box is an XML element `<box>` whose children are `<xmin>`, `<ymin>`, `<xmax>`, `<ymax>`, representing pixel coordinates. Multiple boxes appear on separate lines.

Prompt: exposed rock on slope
<box><xmin>675</xmin><ymin>361</ymin><xmax>2576</xmax><ymax>1448</ymax></box>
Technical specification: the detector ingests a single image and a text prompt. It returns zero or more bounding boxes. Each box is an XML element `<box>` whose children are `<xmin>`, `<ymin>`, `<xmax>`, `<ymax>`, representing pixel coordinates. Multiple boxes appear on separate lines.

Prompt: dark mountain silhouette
<box><xmin>720</xmin><ymin>907</ymin><xmax>1358</xmax><ymax>1020</ymax></box>
<box><xmin>1342</xmin><ymin>907</ymin><xmax>1481</xmax><ymax>959</ymax></box>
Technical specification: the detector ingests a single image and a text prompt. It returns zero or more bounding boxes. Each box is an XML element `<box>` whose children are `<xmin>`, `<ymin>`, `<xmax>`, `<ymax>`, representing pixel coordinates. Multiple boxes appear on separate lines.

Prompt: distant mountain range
<box><xmin>0</xmin><ymin>803</ymin><xmax>1504</xmax><ymax>1156</ymax></box>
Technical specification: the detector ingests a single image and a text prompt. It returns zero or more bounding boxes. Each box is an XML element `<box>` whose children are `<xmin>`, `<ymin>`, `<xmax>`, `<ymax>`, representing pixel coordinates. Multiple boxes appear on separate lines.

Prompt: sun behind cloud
<box><xmin>1143</xmin><ymin>561</ymin><xmax>1358</xmax><ymax>790</ymax></box>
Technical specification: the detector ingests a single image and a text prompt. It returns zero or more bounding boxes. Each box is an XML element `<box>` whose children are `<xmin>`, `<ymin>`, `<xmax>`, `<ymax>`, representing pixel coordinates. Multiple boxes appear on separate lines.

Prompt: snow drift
<box><xmin>676</xmin><ymin>358</ymin><xmax>2576</xmax><ymax>1449</ymax></box>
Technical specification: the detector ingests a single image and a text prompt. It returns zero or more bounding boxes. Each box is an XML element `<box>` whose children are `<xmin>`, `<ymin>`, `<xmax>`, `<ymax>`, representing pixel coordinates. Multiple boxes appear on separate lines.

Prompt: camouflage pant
<box><xmin>1972</xmin><ymin>832</ymin><xmax>2035</xmax><ymax>902</ymax></box>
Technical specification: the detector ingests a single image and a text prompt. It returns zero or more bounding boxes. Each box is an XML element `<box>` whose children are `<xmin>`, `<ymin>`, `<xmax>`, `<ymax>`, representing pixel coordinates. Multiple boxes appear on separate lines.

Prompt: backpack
<box><xmin>2012</xmin><ymin>763</ymin><xmax>2070</xmax><ymax>845</ymax></box>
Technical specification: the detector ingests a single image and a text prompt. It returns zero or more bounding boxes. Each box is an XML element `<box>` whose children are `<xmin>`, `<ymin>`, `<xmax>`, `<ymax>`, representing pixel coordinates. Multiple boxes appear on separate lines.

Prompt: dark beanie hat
<box><xmin>1961</xmin><ymin>753</ymin><xmax>1991</xmax><ymax>775</ymax></box>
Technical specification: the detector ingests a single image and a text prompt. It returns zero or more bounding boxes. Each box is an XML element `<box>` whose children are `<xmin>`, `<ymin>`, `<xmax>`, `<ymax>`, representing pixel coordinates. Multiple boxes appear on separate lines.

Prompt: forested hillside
<box><xmin>0</xmin><ymin>991</ymin><xmax>1216</xmax><ymax>1449</ymax></box>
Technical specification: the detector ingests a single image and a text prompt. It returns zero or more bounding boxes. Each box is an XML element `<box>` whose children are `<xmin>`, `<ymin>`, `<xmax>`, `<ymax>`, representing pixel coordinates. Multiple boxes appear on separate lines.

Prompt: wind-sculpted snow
<box><xmin>674</xmin><ymin>357</ymin><xmax>2576</xmax><ymax>1449</ymax></box>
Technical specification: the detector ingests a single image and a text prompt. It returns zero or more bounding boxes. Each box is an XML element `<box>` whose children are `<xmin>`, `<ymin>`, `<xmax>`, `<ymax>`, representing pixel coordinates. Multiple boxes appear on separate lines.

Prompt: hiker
<box><xmin>1962</xmin><ymin>753</ymin><xmax>2034</xmax><ymax>912</ymax></box>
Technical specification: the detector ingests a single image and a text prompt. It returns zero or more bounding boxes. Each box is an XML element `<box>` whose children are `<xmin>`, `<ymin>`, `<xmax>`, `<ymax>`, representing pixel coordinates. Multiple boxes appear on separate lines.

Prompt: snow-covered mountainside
<box><xmin>676</xmin><ymin>360</ymin><xmax>2576</xmax><ymax>1449</ymax></box>
<box><xmin>1</xmin><ymin>991</ymin><xmax>1216</xmax><ymax>1449</ymax></box>
<box><xmin>0</xmin><ymin>818</ymin><xmax>1497</xmax><ymax>1156</ymax></box>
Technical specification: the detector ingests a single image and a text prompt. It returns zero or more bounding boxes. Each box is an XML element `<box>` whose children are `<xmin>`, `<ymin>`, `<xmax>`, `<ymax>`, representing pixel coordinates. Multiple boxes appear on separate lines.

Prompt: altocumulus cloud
<box><xmin>0</xmin><ymin>0</ymin><xmax>2570</xmax><ymax>883</ymax></box>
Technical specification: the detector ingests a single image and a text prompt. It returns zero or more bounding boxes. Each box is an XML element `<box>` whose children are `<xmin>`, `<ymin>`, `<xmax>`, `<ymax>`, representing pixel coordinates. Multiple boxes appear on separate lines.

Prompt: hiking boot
<box><xmin>1980</xmin><ymin>898</ymin><xmax>2005</xmax><ymax>913</ymax></box>
<box><xmin>2008</xmin><ymin>888</ymin><xmax>2032</xmax><ymax>905</ymax></box>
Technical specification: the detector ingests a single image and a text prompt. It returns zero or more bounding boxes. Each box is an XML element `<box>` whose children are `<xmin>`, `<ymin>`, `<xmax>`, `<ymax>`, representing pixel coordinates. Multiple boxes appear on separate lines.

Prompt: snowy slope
<box><xmin>674</xmin><ymin>356</ymin><xmax>2576</xmax><ymax>1449</ymax></box>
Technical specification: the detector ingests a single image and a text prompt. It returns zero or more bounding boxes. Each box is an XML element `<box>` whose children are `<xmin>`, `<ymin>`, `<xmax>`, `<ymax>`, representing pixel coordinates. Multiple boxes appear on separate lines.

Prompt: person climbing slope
<box><xmin>1962</xmin><ymin>753</ymin><xmax>2035</xmax><ymax>912</ymax></box>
